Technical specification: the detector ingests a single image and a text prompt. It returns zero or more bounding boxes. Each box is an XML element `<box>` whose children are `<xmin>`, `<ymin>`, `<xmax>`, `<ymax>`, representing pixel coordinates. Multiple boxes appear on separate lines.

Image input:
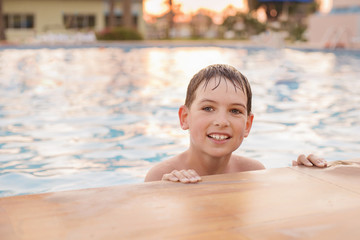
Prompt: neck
<box><xmin>183</xmin><ymin>148</ymin><xmax>232</xmax><ymax>176</ymax></box>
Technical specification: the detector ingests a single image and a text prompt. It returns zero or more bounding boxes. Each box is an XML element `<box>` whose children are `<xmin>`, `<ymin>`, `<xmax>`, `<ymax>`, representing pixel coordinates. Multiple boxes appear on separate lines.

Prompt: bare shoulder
<box><xmin>229</xmin><ymin>155</ymin><xmax>265</xmax><ymax>172</ymax></box>
<box><xmin>144</xmin><ymin>157</ymin><xmax>181</xmax><ymax>182</ymax></box>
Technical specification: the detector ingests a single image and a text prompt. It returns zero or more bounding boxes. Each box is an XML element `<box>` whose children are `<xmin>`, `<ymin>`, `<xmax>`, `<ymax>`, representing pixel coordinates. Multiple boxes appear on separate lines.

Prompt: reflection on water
<box><xmin>0</xmin><ymin>46</ymin><xmax>359</xmax><ymax>196</ymax></box>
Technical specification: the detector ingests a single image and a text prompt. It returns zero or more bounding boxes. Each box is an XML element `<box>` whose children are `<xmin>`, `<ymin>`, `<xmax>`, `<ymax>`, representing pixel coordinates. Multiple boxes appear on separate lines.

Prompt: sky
<box><xmin>144</xmin><ymin>0</ymin><xmax>248</xmax><ymax>16</ymax></box>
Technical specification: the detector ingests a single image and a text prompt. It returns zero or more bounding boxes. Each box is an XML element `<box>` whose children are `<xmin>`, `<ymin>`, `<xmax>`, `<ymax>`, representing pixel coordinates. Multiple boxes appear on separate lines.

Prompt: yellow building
<box><xmin>2</xmin><ymin>0</ymin><xmax>145</xmax><ymax>42</ymax></box>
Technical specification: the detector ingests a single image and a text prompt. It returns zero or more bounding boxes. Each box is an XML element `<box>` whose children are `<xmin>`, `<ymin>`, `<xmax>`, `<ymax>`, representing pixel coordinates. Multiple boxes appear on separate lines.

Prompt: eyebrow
<box><xmin>199</xmin><ymin>99</ymin><xmax>247</xmax><ymax>109</ymax></box>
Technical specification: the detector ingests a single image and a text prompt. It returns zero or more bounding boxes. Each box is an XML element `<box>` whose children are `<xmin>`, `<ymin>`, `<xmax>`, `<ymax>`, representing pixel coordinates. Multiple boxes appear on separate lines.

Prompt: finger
<box><xmin>180</xmin><ymin>169</ymin><xmax>201</xmax><ymax>183</ymax></box>
<box><xmin>323</xmin><ymin>160</ymin><xmax>328</xmax><ymax>167</ymax></box>
<box><xmin>162</xmin><ymin>173</ymin><xmax>179</xmax><ymax>182</ymax></box>
<box><xmin>188</xmin><ymin>169</ymin><xmax>202</xmax><ymax>182</ymax></box>
<box><xmin>292</xmin><ymin>160</ymin><xmax>299</xmax><ymax>166</ymax></box>
<box><xmin>307</xmin><ymin>154</ymin><xmax>326</xmax><ymax>168</ymax></box>
<box><xmin>188</xmin><ymin>169</ymin><xmax>201</xmax><ymax>180</ymax></box>
<box><xmin>179</xmin><ymin>170</ymin><xmax>196</xmax><ymax>183</ymax></box>
<box><xmin>297</xmin><ymin>154</ymin><xmax>313</xmax><ymax>167</ymax></box>
<box><xmin>173</xmin><ymin>170</ymin><xmax>191</xmax><ymax>183</ymax></box>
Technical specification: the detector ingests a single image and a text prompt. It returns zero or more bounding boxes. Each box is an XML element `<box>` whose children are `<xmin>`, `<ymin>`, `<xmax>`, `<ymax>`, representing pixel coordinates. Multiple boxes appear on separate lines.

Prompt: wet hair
<box><xmin>184</xmin><ymin>64</ymin><xmax>252</xmax><ymax>115</ymax></box>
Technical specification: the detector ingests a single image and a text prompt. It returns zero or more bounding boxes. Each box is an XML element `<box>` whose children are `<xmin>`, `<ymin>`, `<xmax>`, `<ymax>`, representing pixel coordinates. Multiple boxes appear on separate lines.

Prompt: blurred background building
<box><xmin>0</xmin><ymin>0</ymin><xmax>145</xmax><ymax>43</ymax></box>
<box><xmin>0</xmin><ymin>0</ymin><xmax>359</xmax><ymax>48</ymax></box>
<box><xmin>307</xmin><ymin>0</ymin><xmax>360</xmax><ymax>48</ymax></box>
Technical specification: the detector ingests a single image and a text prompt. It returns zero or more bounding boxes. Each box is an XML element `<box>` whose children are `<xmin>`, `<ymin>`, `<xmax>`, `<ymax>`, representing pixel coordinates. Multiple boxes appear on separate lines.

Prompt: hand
<box><xmin>293</xmin><ymin>154</ymin><xmax>327</xmax><ymax>168</ymax></box>
<box><xmin>162</xmin><ymin>169</ymin><xmax>202</xmax><ymax>183</ymax></box>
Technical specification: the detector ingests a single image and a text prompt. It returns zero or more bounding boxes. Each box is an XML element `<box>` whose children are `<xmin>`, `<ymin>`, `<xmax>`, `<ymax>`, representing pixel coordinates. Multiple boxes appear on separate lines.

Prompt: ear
<box><xmin>244</xmin><ymin>113</ymin><xmax>254</xmax><ymax>138</ymax></box>
<box><xmin>178</xmin><ymin>105</ymin><xmax>189</xmax><ymax>130</ymax></box>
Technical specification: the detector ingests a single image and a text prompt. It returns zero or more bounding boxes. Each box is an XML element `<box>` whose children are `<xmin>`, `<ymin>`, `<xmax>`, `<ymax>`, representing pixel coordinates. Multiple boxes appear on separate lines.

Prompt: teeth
<box><xmin>209</xmin><ymin>134</ymin><xmax>229</xmax><ymax>140</ymax></box>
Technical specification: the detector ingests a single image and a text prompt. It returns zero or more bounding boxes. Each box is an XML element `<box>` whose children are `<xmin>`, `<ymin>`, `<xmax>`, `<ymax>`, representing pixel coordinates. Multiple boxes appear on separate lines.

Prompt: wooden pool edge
<box><xmin>1</xmin><ymin>158</ymin><xmax>359</xmax><ymax>240</ymax></box>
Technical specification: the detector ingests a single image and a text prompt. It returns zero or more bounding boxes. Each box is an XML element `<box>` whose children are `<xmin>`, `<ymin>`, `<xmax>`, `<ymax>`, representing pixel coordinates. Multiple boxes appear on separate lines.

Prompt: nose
<box><xmin>213</xmin><ymin>112</ymin><xmax>230</xmax><ymax>127</ymax></box>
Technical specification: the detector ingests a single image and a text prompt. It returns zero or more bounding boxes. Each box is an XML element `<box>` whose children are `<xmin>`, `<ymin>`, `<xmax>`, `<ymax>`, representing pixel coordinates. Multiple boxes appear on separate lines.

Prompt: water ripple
<box><xmin>0</xmin><ymin>46</ymin><xmax>359</xmax><ymax>196</ymax></box>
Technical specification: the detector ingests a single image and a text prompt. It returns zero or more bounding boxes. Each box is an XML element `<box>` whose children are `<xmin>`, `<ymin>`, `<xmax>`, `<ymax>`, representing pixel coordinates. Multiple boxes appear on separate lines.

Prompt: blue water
<box><xmin>0</xmin><ymin>45</ymin><xmax>359</xmax><ymax>197</ymax></box>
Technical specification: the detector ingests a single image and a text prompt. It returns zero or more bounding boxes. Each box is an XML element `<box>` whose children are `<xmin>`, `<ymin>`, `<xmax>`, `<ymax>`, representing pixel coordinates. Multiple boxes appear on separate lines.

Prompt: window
<box><xmin>4</xmin><ymin>14</ymin><xmax>34</xmax><ymax>29</ymax></box>
<box><xmin>63</xmin><ymin>14</ymin><xmax>96</xmax><ymax>29</ymax></box>
<box><xmin>105</xmin><ymin>15</ymin><xmax>138</xmax><ymax>27</ymax></box>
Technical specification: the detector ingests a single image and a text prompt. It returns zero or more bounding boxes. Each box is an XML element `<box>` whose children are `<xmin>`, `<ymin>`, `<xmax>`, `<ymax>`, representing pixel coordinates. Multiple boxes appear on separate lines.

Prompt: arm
<box><xmin>293</xmin><ymin>154</ymin><xmax>327</xmax><ymax>168</ymax></box>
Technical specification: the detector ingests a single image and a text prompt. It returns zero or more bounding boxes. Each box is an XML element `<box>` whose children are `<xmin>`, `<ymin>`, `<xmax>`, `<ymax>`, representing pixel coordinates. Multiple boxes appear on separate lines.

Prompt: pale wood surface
<box><xmin>0</xmin><ymin>158</ymin><xmax>359</xmax><ymax>240</ymax></box>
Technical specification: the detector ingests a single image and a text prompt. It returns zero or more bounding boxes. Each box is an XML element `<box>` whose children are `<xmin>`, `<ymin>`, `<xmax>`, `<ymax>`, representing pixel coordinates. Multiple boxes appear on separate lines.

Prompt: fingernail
<box><xmin>316</xmin><ymin>160</ymin><xmax>324</xmax><ymax>166</ymax></box>
<box><xmin>170</xmin><ymin>176</ymin><xmax>178</xmax><ymax>182</ymax></box>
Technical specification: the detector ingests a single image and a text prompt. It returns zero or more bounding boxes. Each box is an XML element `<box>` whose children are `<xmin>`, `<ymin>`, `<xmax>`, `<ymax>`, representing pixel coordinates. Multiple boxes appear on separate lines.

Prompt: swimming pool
<box><xmin>0</xmin><ymin>44</ymin><xmax>359</xmax><ymax>197</ymax></box>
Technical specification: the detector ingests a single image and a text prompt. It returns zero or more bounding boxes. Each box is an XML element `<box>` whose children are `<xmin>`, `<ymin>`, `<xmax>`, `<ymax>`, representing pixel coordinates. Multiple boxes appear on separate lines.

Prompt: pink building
<box><xmin>307</xmin><ymin>0</ymin><xmax>360</xmax><ymax>49</ymax></box>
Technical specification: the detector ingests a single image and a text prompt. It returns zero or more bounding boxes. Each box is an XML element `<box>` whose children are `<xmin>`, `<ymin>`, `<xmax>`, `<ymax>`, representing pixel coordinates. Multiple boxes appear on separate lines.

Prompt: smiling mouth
<box><xmin>208</xmin><ymin>134</ymin><xmax>230</xmax><ymax>141</ymax></box>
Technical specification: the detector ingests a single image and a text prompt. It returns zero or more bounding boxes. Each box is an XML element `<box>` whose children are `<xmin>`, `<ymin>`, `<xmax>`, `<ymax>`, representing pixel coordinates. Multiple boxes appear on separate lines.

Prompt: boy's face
<box><xmin>179</xmin><ymin>78</ymin><xmax>253</xmax><ymax>158</ymax></box>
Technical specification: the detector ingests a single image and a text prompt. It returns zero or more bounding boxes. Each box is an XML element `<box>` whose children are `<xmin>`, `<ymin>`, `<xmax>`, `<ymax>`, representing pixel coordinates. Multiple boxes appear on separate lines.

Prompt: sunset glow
<box><xmin>144</xmin><ymin>0</ymin><xmax>169</xmax><ymax>16</ymax></box>
<box><xmin>319</xmin><ymin>0</ymin><xmax>333</xmax><ymax>14</ymax></box>
<box><xmin>144</xmin><ymin>0</ymin><xmax>335</xmax><ymax>18</ymax></box>
<box><xmin>144</xmin><ymin>0</ymin><xmax>248</xmax><ymax>16</ymax></box>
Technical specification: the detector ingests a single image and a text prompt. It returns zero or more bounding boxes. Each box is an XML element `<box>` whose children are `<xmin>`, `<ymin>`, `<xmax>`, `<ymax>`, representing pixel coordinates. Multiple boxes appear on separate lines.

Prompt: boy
<box><xmin>145</xmin><ymin>64</ymin><xmax>327</xmax><ymax>183</ymax></box>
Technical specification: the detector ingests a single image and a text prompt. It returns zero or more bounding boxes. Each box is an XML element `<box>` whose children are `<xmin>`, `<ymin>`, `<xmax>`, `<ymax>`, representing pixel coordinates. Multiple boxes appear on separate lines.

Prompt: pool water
<box><xmin>0</xmin><ymin>45</ymin><xmax>359</xmax><ymax>197</ymax></box>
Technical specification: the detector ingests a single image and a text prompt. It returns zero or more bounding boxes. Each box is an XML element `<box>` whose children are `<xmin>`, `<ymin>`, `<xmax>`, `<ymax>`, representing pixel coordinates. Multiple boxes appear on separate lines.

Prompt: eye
<box><xmin>230</xmin><ymin>109</ymin><xmax>243</xmax><ymax>115</ymax></box>
<box><xmin>202</xmin><ymin>106</ymin><xmax>214</xmax><ymax>112</ymax></box>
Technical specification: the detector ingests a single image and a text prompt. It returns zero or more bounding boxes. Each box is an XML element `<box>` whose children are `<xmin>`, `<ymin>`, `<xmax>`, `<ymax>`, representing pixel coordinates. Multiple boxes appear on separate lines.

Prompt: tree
<box><xmin>108</xmin><ymin>0</ymin><xmax>116</xmax><ymax>28</ymax></box>
<box><xmin>0</xmin><ymin>0</ymin><xmax>6</xmax><ymax>40</ymax></box>
<box><xmin>108</xmin><ymin>0</ymin><xmax>133</xmax><ymax>29</ymax></box>
<box><xmin>123</xmin><ymin>0</ymin><xmax>133</xmax><ymax>28</ymax></box>
<box><xmin>247</xmin><ymin>0</ymin><xmax>260</xmax><ymax>13</ymax></box>
<box><xmin>165</xmin><ymin>0</ymin><xmax>174</xmax><ymax>38</ymax></box>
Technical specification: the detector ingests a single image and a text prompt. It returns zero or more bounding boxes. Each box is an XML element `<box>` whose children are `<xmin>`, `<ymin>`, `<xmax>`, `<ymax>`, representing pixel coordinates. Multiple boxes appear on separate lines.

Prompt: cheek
<box><xmin>188</xmin><ymin>118</ymin><xmax>208</xmax><ymax>138</ymax></box>
<box><xmin>232</xmin><ymin>118</ymin><xmax>247</xmax><ymax>134</ymax></box>
<box><xmin>189</xmin><ymin>123</ymin><xmax>204</xmax><ymax>137</ymax></box>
